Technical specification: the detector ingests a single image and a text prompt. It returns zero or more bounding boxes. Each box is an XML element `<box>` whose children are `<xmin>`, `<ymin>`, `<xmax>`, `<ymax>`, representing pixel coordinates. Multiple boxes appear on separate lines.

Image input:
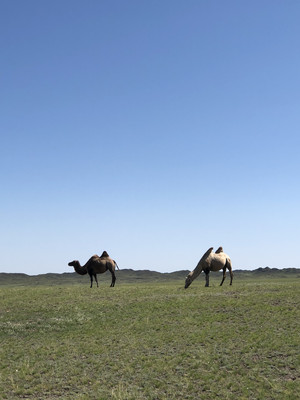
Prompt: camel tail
<box><xmin>225</xmin><ymin>258</ymin><xmax>232</xmax><ymax>270</ymax></box>
<box><xmin>114</xmin><ymin>260</ymin><xmax>119</xmax><ymax>270</ymax></box>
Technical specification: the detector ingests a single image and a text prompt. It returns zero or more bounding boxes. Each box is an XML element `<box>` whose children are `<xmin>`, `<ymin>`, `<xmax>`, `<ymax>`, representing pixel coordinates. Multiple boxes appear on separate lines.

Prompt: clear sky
<box><xmin>1</xmin><ymin>1</ymin><xmax>299</xmax><ymax>275</ymax></box>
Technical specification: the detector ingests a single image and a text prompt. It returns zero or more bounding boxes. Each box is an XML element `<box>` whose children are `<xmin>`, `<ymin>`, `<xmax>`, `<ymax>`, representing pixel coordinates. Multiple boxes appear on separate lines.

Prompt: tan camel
<box><xmin>68</xmin><ymin>251</ymin><xmax>119</xmax><ymax>288</ymax></box>
<box><xmin>185</xmin><ymin>247</ymin><xmax>233</xmax><ymax>288</ymax></box>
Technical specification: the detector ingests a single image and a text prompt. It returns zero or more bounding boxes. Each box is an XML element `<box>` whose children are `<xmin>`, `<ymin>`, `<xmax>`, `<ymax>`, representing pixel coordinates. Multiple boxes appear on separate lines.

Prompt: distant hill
<box><xmin>0</xmin><ymin>269</ymin><xmax>191</xmax><ymax>286</ymax></box>
<box><xmin>0</xmin><ymin>267</ymin><xmax>299</xmax><ymax>286</ymax></box>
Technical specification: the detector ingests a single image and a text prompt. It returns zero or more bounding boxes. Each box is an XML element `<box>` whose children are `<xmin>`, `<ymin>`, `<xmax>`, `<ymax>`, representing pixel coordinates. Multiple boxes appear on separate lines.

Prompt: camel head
<box><xmin>68</xmin><ymin>260</ymin><xmax>79</xmax><ymax>268</ymax></box>
<box><xmin>185</xmin><ymin>274</ymin><xmax>192</xmax><ymax>289</ymax></box>
<box><xmin>68</xmin><ymin>260</ymin><xmax>88</xmax><ymax>275</ymax></box>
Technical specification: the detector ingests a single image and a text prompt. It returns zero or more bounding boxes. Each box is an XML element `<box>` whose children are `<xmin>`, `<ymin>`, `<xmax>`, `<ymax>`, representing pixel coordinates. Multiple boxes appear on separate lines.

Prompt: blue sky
<box><xmin>1</xmin><ymin>1</ymin><xmax>299</xmax><ymax>275</ymax></box>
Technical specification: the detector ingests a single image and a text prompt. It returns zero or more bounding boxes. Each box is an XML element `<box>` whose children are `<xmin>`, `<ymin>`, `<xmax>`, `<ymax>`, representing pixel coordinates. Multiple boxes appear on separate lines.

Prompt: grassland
<box><xmin>0</xmin><ymin>274</ymin><xmax>299</xmax><ymax>399</ymax></box>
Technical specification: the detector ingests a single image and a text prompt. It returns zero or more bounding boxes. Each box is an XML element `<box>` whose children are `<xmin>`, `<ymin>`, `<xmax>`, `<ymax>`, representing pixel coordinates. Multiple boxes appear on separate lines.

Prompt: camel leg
<box><xmin>204</xmin><ymin>269</ymin><xmax>210</xmax><ymax>287</ymax></box>
<box><xmin>220</xmin><ymin>267</ymin><xmax>226</xmax><ymax>286</ymax></box>
<box><xmin>229</xmin><ymin>266</ymin><xmax>233</xmax><ymax>285</ymax></box>
<box><xmin>226</xmin><ymin>260</ymin><xmax>233</xmax><ymax>285</ymax></box>
<box><xmin>94</xmin><ymin>274</ymin><xmax>99</xmax><ymax>288</ymax></box>
<box><xmin>89</xmin><ymin>272</ymin><xmax>93</xmax><ymax>288</ymax></box>
<box><xmin>110</xmin><ymin>270</ymin><xmax>116</xmax><ymax>287</ymax></box>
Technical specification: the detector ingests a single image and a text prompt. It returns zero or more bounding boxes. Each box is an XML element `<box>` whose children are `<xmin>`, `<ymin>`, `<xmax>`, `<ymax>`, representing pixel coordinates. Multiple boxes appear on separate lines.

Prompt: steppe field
<box><xmin>0</xmin><ymin>273</ymin><xmax>299</xmax><ymax>399</ymax></box>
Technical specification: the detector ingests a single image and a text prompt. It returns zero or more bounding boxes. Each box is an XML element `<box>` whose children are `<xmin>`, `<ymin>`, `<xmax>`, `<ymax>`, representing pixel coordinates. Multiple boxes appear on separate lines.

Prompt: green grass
<box><xmin>0</xmin><ymin>277</ymin><xmax>299</xmax><ymax>399</ymax></box>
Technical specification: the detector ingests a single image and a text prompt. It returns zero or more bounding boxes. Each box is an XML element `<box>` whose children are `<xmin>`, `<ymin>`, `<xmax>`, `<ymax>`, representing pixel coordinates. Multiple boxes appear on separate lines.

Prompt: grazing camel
<box><xmin>68</xmin><ymin>251</ymin><xmax>119</xmax><ymax>288</ymax></box>
<box><xmin>185</xmin><ymin>247</ymin><xmax>233</xmax><ymax>289</ymax></box>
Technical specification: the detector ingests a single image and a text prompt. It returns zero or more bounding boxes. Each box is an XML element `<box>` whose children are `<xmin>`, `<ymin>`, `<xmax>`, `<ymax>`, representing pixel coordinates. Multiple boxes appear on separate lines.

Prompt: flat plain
<box><xmin>0</xmin><ymin>273</ymin><xmax>299</xmax><ymax>399</ymax></box>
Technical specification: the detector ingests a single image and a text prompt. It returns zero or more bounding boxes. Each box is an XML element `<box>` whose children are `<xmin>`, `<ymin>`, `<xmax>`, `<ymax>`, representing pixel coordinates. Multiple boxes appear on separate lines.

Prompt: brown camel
<box><xmin>185</xmin><ymin>247</ymin><xmax>233</xmax><ymax>288</ymax></box>
<box><xmin>68</xmin><ymin>251</ymin><xmax>119</xmax><ymax>288</ymax></box>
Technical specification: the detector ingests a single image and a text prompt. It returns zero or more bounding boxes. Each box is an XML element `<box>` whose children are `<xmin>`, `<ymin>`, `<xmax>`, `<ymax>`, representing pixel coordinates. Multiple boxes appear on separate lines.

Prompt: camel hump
<box><xmin>205</xmin><ymin>247</ymin><xmax>214</xmax><ymax>255</ymax></box>
<box><xmin>100</xmin><ymin>251</ymin><xmax>109</xmax><ymax>258</ymax></box>
<box><xmin>200</xmin><ymin>247</ymin><xmax>214</xmax><ymax>261</ymax></box>
<box><xmin>215</xmin><ymin>246</ymin><xmax>223</xmax><ymax>254</ymax></box>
